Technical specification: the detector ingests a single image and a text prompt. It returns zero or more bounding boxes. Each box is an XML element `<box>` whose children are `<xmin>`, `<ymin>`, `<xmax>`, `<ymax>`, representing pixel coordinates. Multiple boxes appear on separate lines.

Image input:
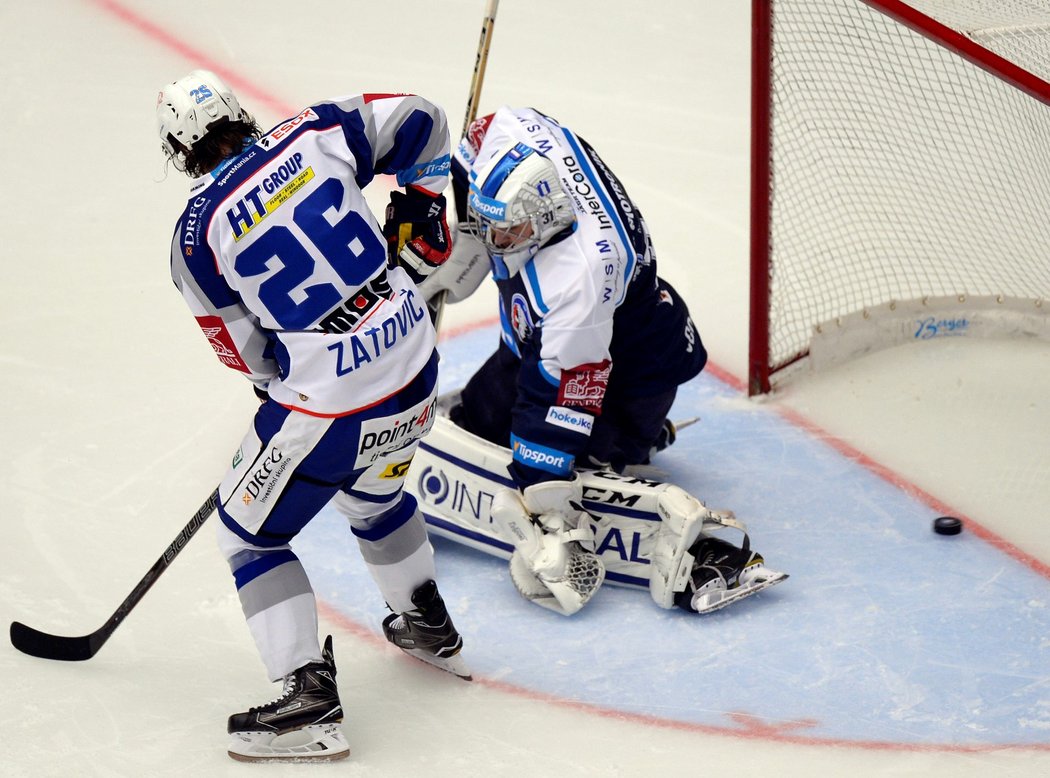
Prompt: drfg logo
<box><xmin>355</xmin><ymin>399</ymin><xmax>436</xmax><ymax>467</ymax></box>
<box><xmin>241</xmin><ymin>446</ymin><xmax>289</xmax><ymax>506</ymax></box>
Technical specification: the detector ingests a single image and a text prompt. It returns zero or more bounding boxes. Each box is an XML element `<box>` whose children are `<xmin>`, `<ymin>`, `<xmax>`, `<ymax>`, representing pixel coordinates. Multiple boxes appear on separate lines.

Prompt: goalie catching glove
<box><xmin>383</xmin><ymin>185</ymin><xmax>453</xmax><ymax>284</ymax></box>
<box><xmin>490</xmin><ymin>475</ymin><xmax>606</xmax><ymax>616</ymax></box>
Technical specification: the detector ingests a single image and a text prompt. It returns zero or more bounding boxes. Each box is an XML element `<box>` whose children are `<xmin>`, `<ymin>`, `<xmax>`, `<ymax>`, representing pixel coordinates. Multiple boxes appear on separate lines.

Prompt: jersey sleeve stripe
<box><xmin>558</xmin><ymin>129</ymin><xmax>636</xmax><ymax>305</ymax></box>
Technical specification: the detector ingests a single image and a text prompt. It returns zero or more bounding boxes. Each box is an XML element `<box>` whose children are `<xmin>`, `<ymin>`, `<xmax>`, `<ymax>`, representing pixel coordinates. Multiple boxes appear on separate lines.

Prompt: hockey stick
<box><xmin>461</xmin><ymin>0</ymin><xmax>499</xmax><ymax>138</ymax></box>
<box><xmin>430</xmin><ymin>0</ymin><xmax>500</xmax><ymax>331</ymax></box>
<box><xmin>9</xmin><ymin>488</ymin><xmax>220</xmax><ymax>661</ymax></box>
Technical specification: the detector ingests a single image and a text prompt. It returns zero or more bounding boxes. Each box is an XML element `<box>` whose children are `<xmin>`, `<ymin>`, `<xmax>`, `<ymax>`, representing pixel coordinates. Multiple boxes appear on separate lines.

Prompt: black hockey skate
<box><xmin>674</xmin><ymin>537</ymin><xmax>788</xmax><ymax>614</ymax></box>
<box><xmin>382</xmin><ymin>580</ymin><xmax>472</xmax><ymax>681</ymax></box>
<box><xmin>226</xmin><ymin>635</ymin><xmax>349</xmax><ymax>762</ymax></box>
<box><xmin>647</xmin><ymin>418</ymin><xmax>678</xmax><ymax>461</ymax></box>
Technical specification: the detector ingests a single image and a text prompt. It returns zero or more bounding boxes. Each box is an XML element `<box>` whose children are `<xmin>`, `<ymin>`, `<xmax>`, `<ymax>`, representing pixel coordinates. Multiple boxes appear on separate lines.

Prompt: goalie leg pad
<box><xmin>647</xmin><ymin>489</ymin><xmax>782</xmax><ymax>609</ymax></box>
<box><xmin>408</xmin><ymin>411</ymin><xmax>784</xmax><ymax>610</ymax></box>
<box><xmin>648</xmin><ymin>485</ymin><xmax>709</xmax><ymax>608</ymax></box>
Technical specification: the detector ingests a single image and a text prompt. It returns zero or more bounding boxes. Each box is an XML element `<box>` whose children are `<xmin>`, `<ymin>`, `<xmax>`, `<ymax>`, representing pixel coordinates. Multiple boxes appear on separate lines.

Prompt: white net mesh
<box><xmin>761</xmin><ymin>0</ymin><xmax>1050</xmax><ymax>382</ymax></box>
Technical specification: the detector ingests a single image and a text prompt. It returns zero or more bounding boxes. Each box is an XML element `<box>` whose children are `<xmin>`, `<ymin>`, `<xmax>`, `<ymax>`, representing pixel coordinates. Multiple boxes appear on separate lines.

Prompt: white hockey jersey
<box><xmin>451</xmin><ymin>107</ymin><xmax>705</xmax><ymax>486</ymax></box>
<box><xmin>454</xmin><ymin>106</ymin><xmax>647</xmax><ymax>384</ymax></box>
<box><xmin>171</xmin><ymin>93</ymin><xmax>450</xmax><ymax>416</ymax></box>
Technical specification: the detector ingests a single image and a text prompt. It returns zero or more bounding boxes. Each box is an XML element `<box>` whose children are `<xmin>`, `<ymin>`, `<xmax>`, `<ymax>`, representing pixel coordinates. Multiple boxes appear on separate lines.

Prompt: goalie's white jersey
<box><xmin>451</xmin><ymin>106</ymin><xmax>706</xmax><ymax>487</ymax></box>
<box><xmin>170</xmin><ymin>93</ymin><xmax>451</xmax><ymax>416</ymax></box>
<box><xmin>455</xmin><ymin>106</ymin><xmax>650</xmax><ymax>375</ymax></box>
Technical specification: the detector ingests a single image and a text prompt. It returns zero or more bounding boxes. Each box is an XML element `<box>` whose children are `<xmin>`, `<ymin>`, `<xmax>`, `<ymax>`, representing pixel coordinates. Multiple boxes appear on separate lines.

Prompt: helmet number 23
<box><xmin>234</xmin><ymin>178</ymin><xmax>385</xmax><ymax>330</ymax></box>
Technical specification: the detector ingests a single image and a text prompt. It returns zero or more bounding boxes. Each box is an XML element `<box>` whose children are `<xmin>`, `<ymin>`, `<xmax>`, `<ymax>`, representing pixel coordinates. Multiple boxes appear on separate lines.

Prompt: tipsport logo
<box><xmin>399</xmin><ymin>154</ymin><xmax>451</xmax><ymax>186</ymax></box>
<box><xmin>510</xmin><ymin>435</ymin><xmax>573</xmax><ymax>476</ymax></box>
<box><xmin>468</xmin><ymin>189</ymin><xmax>507</xmax><ymax>220</ymax></box>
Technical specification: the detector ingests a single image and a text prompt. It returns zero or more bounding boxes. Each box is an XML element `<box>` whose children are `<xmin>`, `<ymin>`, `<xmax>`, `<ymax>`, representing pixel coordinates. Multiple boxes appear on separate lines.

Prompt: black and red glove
<box><xmin>383</xmin><ymin>186</ymin><xmax>453</xmax><ymax>284</ymax></box>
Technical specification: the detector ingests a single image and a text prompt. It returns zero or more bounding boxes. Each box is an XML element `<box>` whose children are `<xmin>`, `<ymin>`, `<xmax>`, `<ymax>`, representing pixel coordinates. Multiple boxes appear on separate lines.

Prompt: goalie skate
<box><xmin>677</xmin><ymin>537</ymin><xmax>788</xmax><ymax>614</ymax></box>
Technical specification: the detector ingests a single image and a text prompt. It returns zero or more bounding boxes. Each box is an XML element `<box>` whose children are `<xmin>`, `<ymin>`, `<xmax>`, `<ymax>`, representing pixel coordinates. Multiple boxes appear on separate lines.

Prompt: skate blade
<box><xmin>400</xmin><ymin>646</ymin><xmax>473</xmax><ymax>681</ymax></box>
<box><xmin>693</xmin><ymin>571</ymin><xmax>789</xmax><ymax>615</ymax></box>
<box><xmin>227</xmin><ymin>722</ymin><xmax>350</xmax><ymax>762</ymax></box>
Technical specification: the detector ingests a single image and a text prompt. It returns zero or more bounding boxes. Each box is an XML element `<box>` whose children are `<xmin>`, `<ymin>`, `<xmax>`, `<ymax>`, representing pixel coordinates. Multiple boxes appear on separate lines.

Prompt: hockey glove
<box><xmin>383</xmin><ymin>186</ymin><xmax>453</xmax><ymax>285</ymax></box>
<box><xmin>416</xmin><ymin>225</ymin><xmax>490</xmax><ymax>303</ymax></box>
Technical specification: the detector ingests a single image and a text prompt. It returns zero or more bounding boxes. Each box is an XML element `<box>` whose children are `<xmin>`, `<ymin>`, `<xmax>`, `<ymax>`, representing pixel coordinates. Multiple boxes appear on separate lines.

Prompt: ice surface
<box><xmin>2</xmin><ymin>2</ymin><xmax>1046</xmax><ymax>776</ymax></box>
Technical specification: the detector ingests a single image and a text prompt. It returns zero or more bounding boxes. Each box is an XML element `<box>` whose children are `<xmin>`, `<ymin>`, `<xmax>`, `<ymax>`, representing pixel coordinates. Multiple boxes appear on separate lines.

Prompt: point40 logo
<box><xmin>354</xmin><ymin>398</ymin><xmax>436</xmax><ymax>468</ymax></box>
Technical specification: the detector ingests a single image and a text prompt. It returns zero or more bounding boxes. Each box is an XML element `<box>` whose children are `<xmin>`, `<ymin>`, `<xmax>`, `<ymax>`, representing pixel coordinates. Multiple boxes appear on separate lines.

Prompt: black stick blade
<box><xmin>8</xmin><ymin>489</ymin><xmax>218</xmax><ymax>664</ymax></box>
<box><xmin>10</xmin><ymin>621</ymin><xmax>101</xmax><ymax>661</ymax></box>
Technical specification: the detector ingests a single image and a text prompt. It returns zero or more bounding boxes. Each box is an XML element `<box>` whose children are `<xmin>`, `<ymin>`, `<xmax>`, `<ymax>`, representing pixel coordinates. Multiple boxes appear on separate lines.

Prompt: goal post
<box><xmin>749</xmin><ymin>0</ymin><xmax>1050</xmax><ymax>395</ymax></box>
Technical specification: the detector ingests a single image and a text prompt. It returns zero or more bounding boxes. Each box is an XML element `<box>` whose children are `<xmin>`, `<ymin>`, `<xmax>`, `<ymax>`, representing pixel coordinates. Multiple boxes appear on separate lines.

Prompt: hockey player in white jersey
<box><xmin>159</xmin><ymin>69</ymin><xmax>469</xmax><ymax>762</ymax></box>
<box><xmin>415</xmin><ymin>107</ymin><xmax>787</xmax><ymax>617</ymax></box>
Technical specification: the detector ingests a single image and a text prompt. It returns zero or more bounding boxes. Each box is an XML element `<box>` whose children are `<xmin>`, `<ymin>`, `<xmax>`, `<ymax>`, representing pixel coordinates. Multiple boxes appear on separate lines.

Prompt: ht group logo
<box><xmin>226</xmin><ymin>153</ymin><xmax>313</xmax><ymax>240</ymax></box>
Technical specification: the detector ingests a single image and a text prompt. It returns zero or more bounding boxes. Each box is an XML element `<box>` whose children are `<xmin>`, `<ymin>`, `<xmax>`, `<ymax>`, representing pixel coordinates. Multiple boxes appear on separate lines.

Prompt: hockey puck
<box><xmin>933</xmin><ymin>516</ymin><xmax>963</xmax><ymax>536</ymax></box>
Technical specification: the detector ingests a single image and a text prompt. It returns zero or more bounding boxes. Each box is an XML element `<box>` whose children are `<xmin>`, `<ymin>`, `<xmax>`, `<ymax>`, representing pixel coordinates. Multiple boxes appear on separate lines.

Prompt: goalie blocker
<box><xmin>405</xmin><ymin>397</ymin><xmax>787</xmax><ymax>613</ymax></box>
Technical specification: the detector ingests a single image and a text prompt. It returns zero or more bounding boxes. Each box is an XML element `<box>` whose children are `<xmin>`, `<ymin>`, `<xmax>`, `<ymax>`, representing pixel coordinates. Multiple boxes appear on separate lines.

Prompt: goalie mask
<box><xmin>157</xmin><ymin>69</ymin><xmax>244</xmax><ymax>154</ymax></box>
<box><xmin>466</xmin><ymin>142</ymin><xmax>576</xmax><ymax>279</ymax></box>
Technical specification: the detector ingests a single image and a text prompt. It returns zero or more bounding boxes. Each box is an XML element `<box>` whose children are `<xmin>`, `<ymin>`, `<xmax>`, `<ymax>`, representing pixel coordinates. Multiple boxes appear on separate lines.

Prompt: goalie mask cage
<box><xmin>749</xmin><ymin>0</ymin><xmax>1050</xmax><ymax>395</ymax></box>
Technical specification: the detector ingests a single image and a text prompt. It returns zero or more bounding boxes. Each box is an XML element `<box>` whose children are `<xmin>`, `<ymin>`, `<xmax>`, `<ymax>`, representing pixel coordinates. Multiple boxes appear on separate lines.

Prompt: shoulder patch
<box><xmin>557</xmin><ymin>360</ymin><xmax>612</xmax><ymax>415</ymax></box>
<box><xmin>195</xmin><ymin>315</ymin><xmax>250</xmax><ymax>373</ymax></box>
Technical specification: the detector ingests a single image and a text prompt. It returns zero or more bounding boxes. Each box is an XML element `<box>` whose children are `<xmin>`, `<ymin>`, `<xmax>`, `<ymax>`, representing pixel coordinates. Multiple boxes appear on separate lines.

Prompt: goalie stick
<box><xmin>430</xmin><ymin>0</ymin><xmax>500</xmax><ymax>331</ymax></box>
<box><xmin>9</xmin><ymin>489</ymin><xmax>219</xmax><ymax>661</ymax></box>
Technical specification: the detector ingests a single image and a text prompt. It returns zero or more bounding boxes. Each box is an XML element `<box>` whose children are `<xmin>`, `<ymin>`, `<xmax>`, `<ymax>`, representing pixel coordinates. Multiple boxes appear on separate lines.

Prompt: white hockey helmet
<box><xmin>466</xmin><ymin>142</ymin><xmax>576</xmax><ymax>279</ymax></box>
<box><xmin>157</xmin><ymin>69</ymin><xmax>244</xmax><ymax>154</ymax></box>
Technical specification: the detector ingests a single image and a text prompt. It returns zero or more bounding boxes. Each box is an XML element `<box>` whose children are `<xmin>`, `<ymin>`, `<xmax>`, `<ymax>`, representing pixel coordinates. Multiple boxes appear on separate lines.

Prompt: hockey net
<box><xmin>750</xmin><ymin>0</ymin><xmax>1050</xmax><ymax>394</ymax></box>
